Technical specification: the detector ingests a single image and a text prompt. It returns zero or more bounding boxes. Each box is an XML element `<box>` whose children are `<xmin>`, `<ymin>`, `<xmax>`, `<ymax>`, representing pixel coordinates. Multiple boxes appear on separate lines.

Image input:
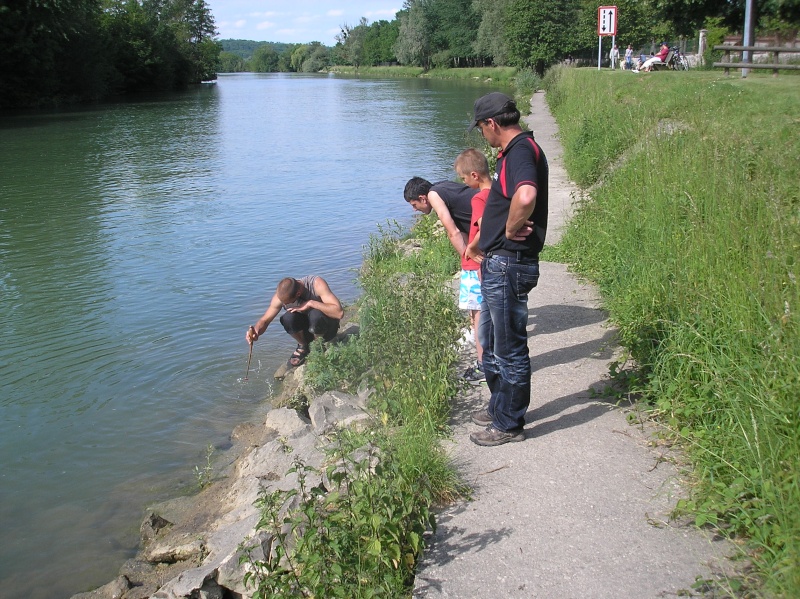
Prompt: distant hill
<box><xmin>220</xmin><ymin>39</ymin><xmax>309</xmax><ymax>60</ymax></box>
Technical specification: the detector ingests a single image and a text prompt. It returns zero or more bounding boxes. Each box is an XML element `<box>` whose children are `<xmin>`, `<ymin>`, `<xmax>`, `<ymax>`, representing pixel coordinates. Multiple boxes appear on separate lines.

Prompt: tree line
<box><xmin>3</xmin><ymin>0</ymin><xmax>797</xmax><ymax>107</ymax></box>
<box><xmin>220</xmin><ymin>0</ymin><xmax>799</xmax><ymax>75</ymax></box>
<box><xmin>1</xmin><ymin>0</ymin><xmax>219</xmax><ymax>109</ymax></box>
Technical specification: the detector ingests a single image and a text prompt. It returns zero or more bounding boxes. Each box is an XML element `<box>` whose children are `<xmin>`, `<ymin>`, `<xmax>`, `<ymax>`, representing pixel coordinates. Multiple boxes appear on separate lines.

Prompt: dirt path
<box><xmin>412</xmin><ymin>91</ymin><xmax>735</xmax><ymax>599</ymax></box>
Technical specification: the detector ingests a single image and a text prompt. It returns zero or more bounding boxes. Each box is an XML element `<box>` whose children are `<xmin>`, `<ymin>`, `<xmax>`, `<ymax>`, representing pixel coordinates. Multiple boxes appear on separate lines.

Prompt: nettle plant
<box><xmin>240</xmin><ymin>431</ymin><xmax>435</xmax><ymax>598</ymax></box>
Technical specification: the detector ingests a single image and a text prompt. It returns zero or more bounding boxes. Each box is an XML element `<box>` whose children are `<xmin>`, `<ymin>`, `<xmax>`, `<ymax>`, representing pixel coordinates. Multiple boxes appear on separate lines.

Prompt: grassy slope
<box><xmin>544</xmin><ymin>66</ymin><xmax>799</xmax><ymax>595</ymax></box>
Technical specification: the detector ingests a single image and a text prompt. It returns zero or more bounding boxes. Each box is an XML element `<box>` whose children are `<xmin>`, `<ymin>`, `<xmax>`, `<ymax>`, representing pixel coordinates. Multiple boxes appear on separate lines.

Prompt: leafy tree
<box><xmin>335</xmin><ymin>17</ymin><xmax>369</xmax><ymax>68</ymax></box>
<box><xmin>0</xmin><ymin>0</ymin><xmax>222</xmax><ymax>108</ymax></box>
<box><xmin>504</xmin><ymin>0</ymin><xmax>582</xmax><ymax>74</ymax></box>
<box><xmin>651</xmin><ymin>0</ymin><xmax>743</xmax><ymax>35</ymax></box>
<box><xmin>395</xmin><ymin>2</ymin><xmax>432</xmax><ymax>68</ymax></box>
<box><xmin>363</xmin><ymin>19</ymin><xmax>400</xmax><ymax>65</ymax></box>
<box><xmin>218</xmin><ymin>51</ymin><xmax>246</xmax><ymax>72</ymax></box>
<box><xmin>290</xmin><ymin>42</ymin><xmax>329</xmax><ymax>72</ymax></box>
<box><xmin>277</xmin><ymin>44</ymin><xmax>298</xmax><ymax>72</ymax></box>
<box><xmin>473</xmin><ymin>0</ymin><xmax>511</xmax><ymax>65</ymax></box>
<box><xmin>0</xmin><ymin>0</ymin><xmax>105</xmax><ymax>106</ymax></box>
<box><xmin>250</xmin><ymin>44</ymin><xmax>280</xmax><ymax>72</ymax></box>
<box><xmin>302</xmin><ymin>42</ymin><xmax>330</xmax><ymax>72</ymax></box>
<box><xmin>426</xmin><ymin>0</ymin><xmax>478</xmax><ymax>67</ymax></box>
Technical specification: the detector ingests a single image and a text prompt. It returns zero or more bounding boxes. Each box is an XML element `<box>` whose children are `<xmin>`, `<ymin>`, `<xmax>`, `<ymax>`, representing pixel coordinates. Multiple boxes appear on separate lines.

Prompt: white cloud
<box><xmin>295</xmin><ymin>15</ymin><xmax>320</xmax><ymax>24</ymax></box>
<box><xmin>235</xmin><ymin>19</ymin><xmax>247</xmax><ymax>28</ymax></box>
<box><xmin>256</xmin><ymin>21</ymin><xmax>275</xmax><ymax>30</ymax></box>
<box><xmin>327</xmin><ymin>10</ymin><xmax>344</xmax><ymax>17</ymax></box>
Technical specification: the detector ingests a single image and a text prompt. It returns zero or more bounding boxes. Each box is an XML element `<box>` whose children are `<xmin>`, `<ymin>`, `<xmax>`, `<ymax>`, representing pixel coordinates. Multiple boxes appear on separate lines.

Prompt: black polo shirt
<box><xmin>430</xmin><ymin>180</ymin><xmax>480</xmax><ymax>235</ymax></box>
<box><xmin>479</xmin><ymin>131</ymin><xmax>548</xmax><ymax>256</ymax></box>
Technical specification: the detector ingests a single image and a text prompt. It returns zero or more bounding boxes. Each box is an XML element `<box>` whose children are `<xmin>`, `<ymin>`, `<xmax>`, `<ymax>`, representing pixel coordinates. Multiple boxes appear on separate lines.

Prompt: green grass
<box><xmin>328</xmin><ymin>65</ymin><xmax>425</xmax><ymax>77</ymax></box>
<box><xmin>544</xmin><ymin>65</ymin><xmax>800</xmax><ymax>595</ymax></box>
<box><xmin>424</xmin><ymin>66</ymin><xmax>518</xmax><ymax>85</ymax></box>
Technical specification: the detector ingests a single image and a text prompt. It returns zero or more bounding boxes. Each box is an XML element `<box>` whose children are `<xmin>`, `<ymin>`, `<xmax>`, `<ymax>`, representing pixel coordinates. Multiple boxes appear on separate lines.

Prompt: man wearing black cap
<box><xmin>467</xmin><ymin>92</ymin><xmax>548</xmax><ymax>446</ymax></box>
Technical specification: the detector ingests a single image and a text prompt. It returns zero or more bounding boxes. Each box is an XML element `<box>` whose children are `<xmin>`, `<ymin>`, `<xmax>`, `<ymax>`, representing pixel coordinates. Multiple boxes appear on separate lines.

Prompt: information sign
<box><xmin>598</xmin><ymin>6</ymin><xmax>617</xmax><ymax>36</ymax></box>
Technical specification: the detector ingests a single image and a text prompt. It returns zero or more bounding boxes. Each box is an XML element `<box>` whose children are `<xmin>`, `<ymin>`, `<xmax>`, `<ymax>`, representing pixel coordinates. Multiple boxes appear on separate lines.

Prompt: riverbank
<box><xmin>328</xmin><ymin>65</ymin><xmax>518</xmax><ymax>86</ymax></box>
<box><xmin>70</xmin><ymin>322</ymin><xmax>375</xmax><ymax>599</ymax></box>
<box><xmin>71</xmin><ymin>222</ymin><xmax>468</xmax><ymax>598</ymax></box>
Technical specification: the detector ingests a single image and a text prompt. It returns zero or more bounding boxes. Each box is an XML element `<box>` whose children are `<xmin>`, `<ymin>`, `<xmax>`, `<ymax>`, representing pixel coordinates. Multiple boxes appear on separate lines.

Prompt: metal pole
<box><xmin>612</xmin><ymin>35</ymin><xmax>616</xmax><ymax>69</ymax></box>
<box><xmin>598</xmin><ymin>36</ymin><xmax>602</xmax><ymax>70</ymax></box>
<box><xmin>742</xmin><ymin>0</ymin><xmax>754</xmax><ymax>78</ymax></box>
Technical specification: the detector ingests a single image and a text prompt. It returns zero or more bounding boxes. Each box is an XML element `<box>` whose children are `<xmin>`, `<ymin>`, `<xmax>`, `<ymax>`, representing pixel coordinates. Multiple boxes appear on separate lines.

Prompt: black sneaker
<box><xmin>461</xmin><ymin>362</ymin><xmax>485</xmax><ymax>384</ymax></box>
<box><xmin>469</xmin><ymin>424</ymin><xmax>525</xmax><ymax>447</ymax></box>
<box><xmin>471</xmin><ymin>409</ymin><xmax>493</xmax><ymax>426</ymax></box>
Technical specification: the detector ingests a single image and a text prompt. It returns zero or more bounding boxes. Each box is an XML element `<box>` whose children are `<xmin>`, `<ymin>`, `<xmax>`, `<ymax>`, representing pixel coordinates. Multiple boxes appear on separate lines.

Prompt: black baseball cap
<box><xmin>468</xmin><ymin>92</ymin><xmax>516</xmax><ymax>132</ymax></box>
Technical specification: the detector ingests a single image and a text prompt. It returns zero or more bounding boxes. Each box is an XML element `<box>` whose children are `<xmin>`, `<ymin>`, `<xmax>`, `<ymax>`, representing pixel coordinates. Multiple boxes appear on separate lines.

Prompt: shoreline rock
<box><xmin>71</xmin><ymin>322</ymin><xmax>367</xmax><ymax>599</ymax></box>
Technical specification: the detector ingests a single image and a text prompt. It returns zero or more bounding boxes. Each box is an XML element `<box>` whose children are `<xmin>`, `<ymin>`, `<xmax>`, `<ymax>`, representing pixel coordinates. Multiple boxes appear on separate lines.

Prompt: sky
<box><xmin>206</xmin><ymin>1</ymin><xmax>402</xmax><ymax>46</ymax></box>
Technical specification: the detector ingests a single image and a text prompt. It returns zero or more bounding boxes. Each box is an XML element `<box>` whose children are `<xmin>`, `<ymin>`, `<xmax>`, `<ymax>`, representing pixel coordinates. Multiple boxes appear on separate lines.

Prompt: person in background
<box><xmin>640</xmin><ymin>42</ymin><xmax>670</xmax><ymax>72</ymax></box>
<box><xmin>467</xmin><ymin>92</ymin><xmax>548</xmax><ymax>447</ymax></box>
<box><xmin>624</xmin><ymin>44</ymin><xmax>634</xmax><ymax>70</ymax></box>
<box><xmin>246</xmin><ymin>276</ymin><xmax>343</xmax><ymax>368</ymax></box>
<box><xmin>610</xmin><ymin>44</ymin><xmax>620</xmax><ymax>69</ymax></box>
<box><xmin>453</xmin><ymin>148</ymin><xmax>492</xmax><ymax>384</ymax></box>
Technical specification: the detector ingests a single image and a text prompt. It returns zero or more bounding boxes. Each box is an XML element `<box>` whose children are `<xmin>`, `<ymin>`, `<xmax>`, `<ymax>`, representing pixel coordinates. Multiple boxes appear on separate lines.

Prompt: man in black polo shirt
<box><xmin>467</xmin><ymin>92</ymin><xmax>549</xmax><ymax>446</ymax></box>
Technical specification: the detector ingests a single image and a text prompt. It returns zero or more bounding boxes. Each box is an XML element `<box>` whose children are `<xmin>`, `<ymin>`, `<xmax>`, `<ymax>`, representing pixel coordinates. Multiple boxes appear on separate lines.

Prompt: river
<box><xmin>0</xmin><ymin>73</ymin><xmax>501</xmax><ymax>598</ymax></box>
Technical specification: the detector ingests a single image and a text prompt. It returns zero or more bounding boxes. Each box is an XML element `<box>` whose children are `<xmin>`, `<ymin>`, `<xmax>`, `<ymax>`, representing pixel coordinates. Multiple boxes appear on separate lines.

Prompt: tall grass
<box><xmin>543</xmin><ymin>66</ymin><xmax>800</xmax><ymax>594</ymax></box>
<box><xmin>328</xmin><ymin>65</ymin><xmax>425</xmax><ymax>77</ymax></box>
<box><xmin>424</xmin><ymin>66</ymin><xmax>518</xmax><ymax>86</ymax></box>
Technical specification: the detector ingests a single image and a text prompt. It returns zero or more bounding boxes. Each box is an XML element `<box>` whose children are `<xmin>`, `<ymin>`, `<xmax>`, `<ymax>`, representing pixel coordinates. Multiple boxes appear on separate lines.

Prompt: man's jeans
<box><xmin>479</xmin><ymin>254</ymin><xmax>540</xmax><ymax>431</ymax></box>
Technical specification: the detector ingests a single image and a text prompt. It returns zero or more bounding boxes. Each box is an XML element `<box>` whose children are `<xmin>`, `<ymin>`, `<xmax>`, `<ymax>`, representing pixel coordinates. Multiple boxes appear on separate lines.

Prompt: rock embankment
<box><xmin>72</xmin><ymin>324</ymin><xmax>369</xmax><ymax>599</ymax></box>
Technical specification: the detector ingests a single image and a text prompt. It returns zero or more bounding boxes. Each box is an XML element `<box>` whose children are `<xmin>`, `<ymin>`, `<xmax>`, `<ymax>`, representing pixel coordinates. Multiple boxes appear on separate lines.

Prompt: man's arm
<box><xmin>427</xmin><ymin>190</ymin><xmax>468</xmax><ymax>256</ymax></box>
<box><xmin>247</xmin><ymin>293</ymin><xmax>283</xmax><ymax>343</ymax></box>
<box><xmin>505</xmin><ymin>184</ymin><xmax>537</xmax><ymax>239</ymax></box>
<box><xmin>288</xmin><ymin>277</ymin><xmax>344</xmax><ymax>319</ymax></box>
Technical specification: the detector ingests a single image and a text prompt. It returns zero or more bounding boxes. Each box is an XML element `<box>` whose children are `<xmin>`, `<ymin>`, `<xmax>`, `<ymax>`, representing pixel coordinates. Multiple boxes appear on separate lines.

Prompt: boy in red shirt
<box><xmin>454</xmin><ymin>148</ymin><xmax>492</xmax><ymax>383</ymax></box>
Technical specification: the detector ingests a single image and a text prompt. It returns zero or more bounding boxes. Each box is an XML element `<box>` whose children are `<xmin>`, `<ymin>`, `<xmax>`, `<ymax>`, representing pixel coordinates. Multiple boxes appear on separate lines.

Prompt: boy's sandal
<box><xmin>287</xmin><ymin>344</ymin><xmax>310</xmax><ymax>368</ymax></box>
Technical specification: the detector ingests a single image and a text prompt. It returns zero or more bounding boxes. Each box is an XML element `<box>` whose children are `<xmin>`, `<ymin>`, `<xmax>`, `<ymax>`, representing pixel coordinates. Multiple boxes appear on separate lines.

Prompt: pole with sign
<box><xmin>597</xmin><ymin>5</ymin><xmax>617</xmax><ymax>70</ymax></box>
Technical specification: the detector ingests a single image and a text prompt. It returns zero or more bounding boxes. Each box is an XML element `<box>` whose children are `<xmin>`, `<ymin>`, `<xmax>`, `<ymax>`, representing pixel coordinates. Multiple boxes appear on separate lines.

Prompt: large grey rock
<box><xmin>263</xmin><ymin>407</ymin><xmax>311</xmax><ymax>437</ymax></box>
<box><xmin>71</xmin><ymin>575</ymin><xmax>131</xmax><ymax>599</ymax></box>
<box><xmin>143</xmin><ymin>533</ymin><xmax>206</xmax><ymax>564</ymax></box>
<box><xmin>308</xmin><ymin>390</ymin><xmax>371</xmax><ymax>434</ymax></box>
<box><xmin>140</xmin><ymin>512</ymin><xmax>172</xmax><ymax>546</ymax></box>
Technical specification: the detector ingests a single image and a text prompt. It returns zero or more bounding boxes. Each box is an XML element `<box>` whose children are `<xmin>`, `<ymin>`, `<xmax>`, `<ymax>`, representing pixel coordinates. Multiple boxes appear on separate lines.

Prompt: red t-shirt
<box><xmin>462</xmin><ymin>188</ymin><xmax>489</xmax><ymax>271</ymax></box>
<box><xmin>657</xmin><ymin>46</ymin><xmax>669</xmax><ymax>61</ymax></box>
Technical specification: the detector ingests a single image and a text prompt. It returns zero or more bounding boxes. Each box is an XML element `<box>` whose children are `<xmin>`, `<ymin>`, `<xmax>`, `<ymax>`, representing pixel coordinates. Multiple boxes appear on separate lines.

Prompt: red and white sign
<box><xmin>598</xmin><ymin>6</ymin><xmax>617</xmax><ymax>36</ymax></box>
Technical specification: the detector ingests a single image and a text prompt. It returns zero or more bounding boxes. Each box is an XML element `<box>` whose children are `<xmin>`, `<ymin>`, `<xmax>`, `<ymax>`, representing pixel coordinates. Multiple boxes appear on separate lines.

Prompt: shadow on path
<box><xmin>530</xmin><ymin>329</ymin><xmax>618</xmax><ymax>371</ymax></box>
<box><xmin>527</xmin><ymin>303</ymin><xmax>608</xmax><ymax>335</ymax></box>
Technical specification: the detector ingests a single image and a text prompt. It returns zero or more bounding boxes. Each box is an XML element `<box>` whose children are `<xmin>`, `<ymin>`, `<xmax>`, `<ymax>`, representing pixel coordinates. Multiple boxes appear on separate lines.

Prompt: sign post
<box><xmin>597</xmin><ymin>5</ymin><xmax>618</xmax><ymax>70</ymax></box>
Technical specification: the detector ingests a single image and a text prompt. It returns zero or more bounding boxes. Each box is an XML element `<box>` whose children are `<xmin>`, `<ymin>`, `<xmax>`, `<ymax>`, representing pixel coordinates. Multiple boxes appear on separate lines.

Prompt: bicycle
<box><xmin>669</xmin><ymin>47</ymin><xmax>690</xmax><ymax>70</ymax></box>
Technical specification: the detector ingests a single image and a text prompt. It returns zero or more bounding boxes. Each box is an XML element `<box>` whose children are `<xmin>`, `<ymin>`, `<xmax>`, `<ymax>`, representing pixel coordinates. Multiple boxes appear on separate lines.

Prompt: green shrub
<box><xmin>242</xmin><ymin>431</ymin><xmax>435</xmax><ymax>598</ymax></box>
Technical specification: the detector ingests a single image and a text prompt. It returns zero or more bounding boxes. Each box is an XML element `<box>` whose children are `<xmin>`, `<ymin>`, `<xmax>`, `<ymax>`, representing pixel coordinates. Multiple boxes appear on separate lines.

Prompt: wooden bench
<box><xmin>650</xmin><ymin>51</ymin><xmax>674</xmax><ymax>71</ymax></box>
<box><xmin>713</xmin><ymin>45</ymin><xmax>800</xmax><ymax>76</ymax></box>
